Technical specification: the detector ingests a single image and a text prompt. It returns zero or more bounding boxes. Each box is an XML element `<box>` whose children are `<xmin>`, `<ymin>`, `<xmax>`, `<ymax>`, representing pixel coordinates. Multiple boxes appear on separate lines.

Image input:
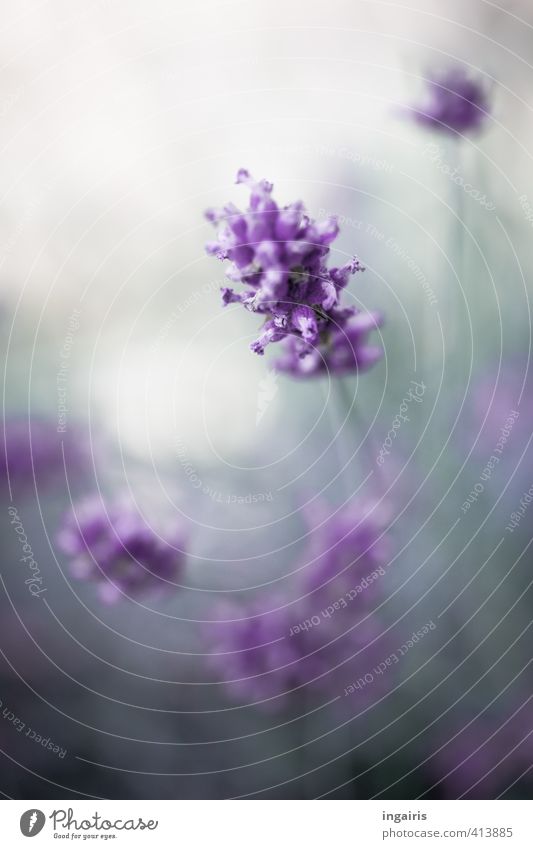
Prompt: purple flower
<box><xmin>274</xmin><ymin>309</ymin><xmax>383</xmax><ymax>378</ymax></box>
<box><xmin>208</xmin><ymin>501</ymin><xmax>390</xmax><ymax>709</ymax></box>
<box><xmin>57</xmin><ymin>497</ymin><xmax>187</xmax><ymax>604</ymax></box>
<box><xmin>428</xmin><ymin>702</ymin><xmax>533</xmax><ymax>798</ymax></box>
<box><xmin>205</xmin><ymin>170</ymin><xmax>383</xmax><ymax>374</ymax></box>
<box><xmin>1</xmin><ymin>417</ymin><xmax>84</xmax><ymax>494</ymax></box>
<box><xmin>467</xmin><ymin>363</ymin><xmax>529</xmax><ymax>452</ymax></box>
<box><xmin>454</xmin><ymin>360</ymin><xmax>533</xmax><ymax>509</ymax></box>
<box><xmin>408</xmin><ymin>68</ymin><xmax>491</xmax><ymax>136</ymax></box>
<box><xmin>302</xmin><ymin>500</ymin><xmax>389</xmax><ymax>595</ymax></box>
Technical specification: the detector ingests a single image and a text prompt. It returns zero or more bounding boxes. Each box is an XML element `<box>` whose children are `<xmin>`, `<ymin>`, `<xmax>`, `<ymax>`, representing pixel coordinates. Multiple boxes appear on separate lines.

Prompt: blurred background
<box><xmin>1</xmin><ymin>0</ymin><xmax>533</xmax><ymax>799</ymax></box>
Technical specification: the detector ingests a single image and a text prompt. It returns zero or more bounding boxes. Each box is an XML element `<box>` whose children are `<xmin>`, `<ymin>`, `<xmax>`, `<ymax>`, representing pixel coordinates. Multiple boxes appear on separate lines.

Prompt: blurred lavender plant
<box><xmin>404</xmin><ymin>67</ymin><xmax>493</xmax><ymax>384</ymax></box>
<box><xmin>1</xmin><ymin>417</ymin><xmax>85</xmax><ymax>496</ymax></box>
<box><xmin>467</xmin><ymin>362</ymin><xmax>530</xmax><ymax>454</ymax></box>
<box><xmin>57</xmin><ymin>497</ymin><xmax>187</xmax><ymax>604</ymax></box>
<box><xmin>408</xmin><ymin>67</ymin><xmax>491</xmax><ymax>137</ymax></box>
<box><xmin>455</xmin><ymin>361</ymin><xmax>532</xmax><ymax>508</ymax></box>
<box><xmin>428</xmin><ymin>701</ymin><xmax>533</xmax><ymax>798</ymax></box>
<box><xmin>208</xmin><ymin>500</ymin><xmax>390</xmax><ymax>709</ymax></box>
<box><xmin>204</xmin><ymin>169</ymin><xmax>382</xmax><ymax>376</ymax></box>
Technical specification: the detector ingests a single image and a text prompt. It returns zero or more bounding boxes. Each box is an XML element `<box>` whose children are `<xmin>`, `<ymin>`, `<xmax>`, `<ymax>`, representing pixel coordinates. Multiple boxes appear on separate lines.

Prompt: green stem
<box><xmin>451</xmin><ymin>139</ymin><xmax>467</xmax><ymax>389</ymax></box>
<box><xmin>336</xmin><ymin>378</ymin><xmax>382</xmax><ymax>502</ymax></box>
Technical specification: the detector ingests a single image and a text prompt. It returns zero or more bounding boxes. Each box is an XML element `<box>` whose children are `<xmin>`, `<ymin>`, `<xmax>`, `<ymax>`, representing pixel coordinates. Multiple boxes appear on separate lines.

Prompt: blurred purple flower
<box><xmin>456</xmin><ymin>361</ymin><xmax>533</xmax><ymax>507</ymax></box>
<box><xmin>467</xmin><ymin>362</ymin><xmax>531</xmax><ymax>452</ymax></box>
<box><xmin>409</xmin><ymin>68</ymin><xmax>491</xmax><ymax>136</ymax></box>
<box><xmin>205</xmin><ymin>170</ymin><xmax>383</xmax><ymax>374</ymax></box>
<box><xmin>429</xmin><ymin>702</ymin><xmax>533</xmax><ymax>798</ymax></box>
<box><xmin>302</xmin><ymin>500</ymin><xmax>390</xmax><ymax>596</ymax></box>
<box><xmin>1</xmin><ymin>417</ymin><xmax>84</xmax><ymax>494</ymax></box>
<box><xmin>57</xmin><ymin>497</ymin><xmax>187</xmax><ymax>604</ymax></box>
<box><xmin>208</xmin><ymin>501</ymin><xmax>390</xmax><ymax>708</ymax></box>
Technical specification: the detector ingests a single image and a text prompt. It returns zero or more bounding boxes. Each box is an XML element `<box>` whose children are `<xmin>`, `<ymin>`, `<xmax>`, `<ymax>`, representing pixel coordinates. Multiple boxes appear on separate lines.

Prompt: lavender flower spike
<box><xmin>57</xmin><ymin>497</ymin><xmax>187</xmax><ymax>604</ymax></box>
<box><xmin>204</xmin><ymin>171</ymin><xmax>383</xmax><ymax>376</ymax></box>
<box><xmin>208</xmin><ymin>500</ymin><xmax>390</xmax><ymax>709</ymax></box>
<box><xmin>409</xmin><ymin>67</ymin><xmax>491</xmax><ymax>137</ymax></box>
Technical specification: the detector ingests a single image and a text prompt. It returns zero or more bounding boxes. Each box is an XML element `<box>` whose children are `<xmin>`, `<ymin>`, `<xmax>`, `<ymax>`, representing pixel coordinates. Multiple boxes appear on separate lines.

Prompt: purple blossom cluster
<box><xmin>205</xmin><ymin>169</ymin><xmax>383</xmax><ymax>377</ymax></box>
<box><xmin>57</xmin><ymin>497</ymin><xmax>187</xmax><ymax>604</ymax></box>
<box><xmin>410</xmin><ymin>67</ymin><xmax>491</xmax><ymax>136</ymax></box>
<box><xmin>208</xmin><ymin>500</ymin><xmax>390</xmax><ymax>708</ymax></box>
